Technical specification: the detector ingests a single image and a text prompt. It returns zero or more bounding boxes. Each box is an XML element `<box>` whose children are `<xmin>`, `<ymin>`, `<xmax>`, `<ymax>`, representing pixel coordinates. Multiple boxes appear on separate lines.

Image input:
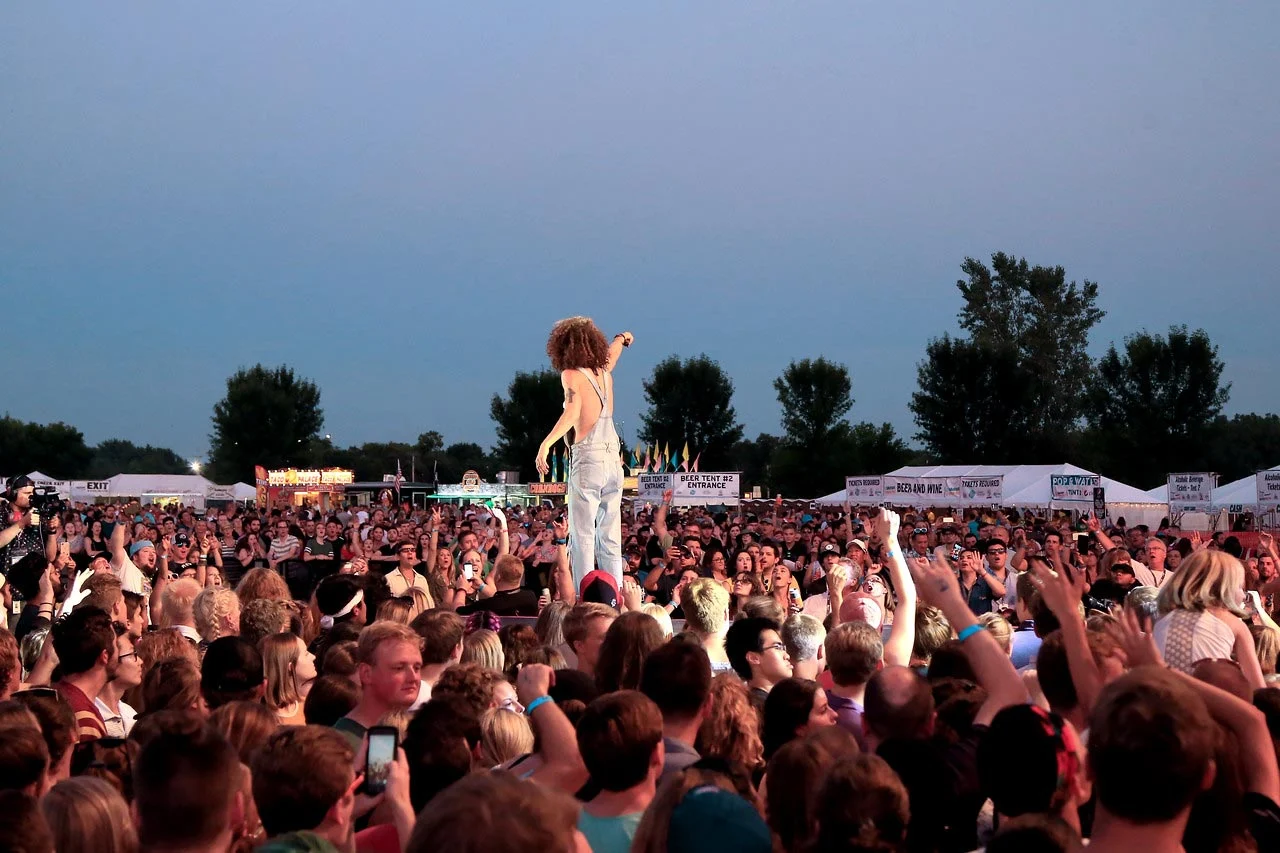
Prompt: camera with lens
<box><xmin>29</xmin><ymin>485</ymin><xmax>66</xmax><ymax>517</ymax></box>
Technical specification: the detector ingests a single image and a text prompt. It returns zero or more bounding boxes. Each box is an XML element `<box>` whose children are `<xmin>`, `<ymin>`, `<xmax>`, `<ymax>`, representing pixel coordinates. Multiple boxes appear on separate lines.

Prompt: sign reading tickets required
<box><xmin>1050</xmin><ymin>474</ymin><xmax>1100</xmax><ymax>502</ymax></box>
<box><xmin>1257</xmin><ymin>470</ymin><xmax>1280</xmax><ymax>507</ymax></box>
<box><xmin>1167</xmin><ymin>472</ymin><xmax>1214</xmax><ymax>511</ymax></box>
<box><xmin>636</xmin><ymin>473</ymin><xmax>741</xmax><ymax>502</ymax></box>
<box><xmin>845</xmin><ymin>476</ymin><xmax>884</xmax><ymax>501</ymax></box>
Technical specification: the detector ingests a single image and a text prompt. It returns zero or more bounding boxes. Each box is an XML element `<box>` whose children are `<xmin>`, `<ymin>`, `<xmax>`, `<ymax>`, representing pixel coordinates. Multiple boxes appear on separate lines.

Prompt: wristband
<box><xmin>554</xmin><ymin>537</ymin><xmax>568</xmax><ymax>545</ymax></box>
<box><xmin>957</xmin><ymin>624</ymin><xmax>983</xmax><ymax>643</ymax></box>
<box><xmin>525</xmin><ymin>695</ymin><xmax>554</xmax><ymax>716</ymax></box>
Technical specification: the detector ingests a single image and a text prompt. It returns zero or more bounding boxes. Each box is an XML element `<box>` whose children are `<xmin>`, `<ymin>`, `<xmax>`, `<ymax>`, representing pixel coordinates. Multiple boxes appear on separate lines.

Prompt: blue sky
<box><xmin>2</xmin><ymin>2</ymin><xmax>1276</xmax><ymax>462</ymax></box>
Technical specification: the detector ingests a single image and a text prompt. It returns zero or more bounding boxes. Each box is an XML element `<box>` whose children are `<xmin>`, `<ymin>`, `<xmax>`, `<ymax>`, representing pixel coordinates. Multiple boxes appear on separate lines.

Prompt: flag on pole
<box><xmin>395</xmin><ymin>459</ymin><xmax>404</xmax><ymax>499</ymax></box>
<box><xmin>691</xmin><ymin>452</ymin><xmax>701</xmax><ymax>473</ymax></box>
<box><xmin>663</xmin><ymin>442</ymin><xmax>671</xmax><ymax>472</ymax></box>
<box><xmin>680</xmin><ymin>442</ymin><xmax>690</xmax><ymax>472</ymax></box>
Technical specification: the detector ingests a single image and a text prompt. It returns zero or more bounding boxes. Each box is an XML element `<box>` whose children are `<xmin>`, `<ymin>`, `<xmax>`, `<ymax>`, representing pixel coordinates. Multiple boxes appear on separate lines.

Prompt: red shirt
<box><xmin>54</xmin><ymin>680</ymin><xmax>107</xmax><ymax>742</ymax></box>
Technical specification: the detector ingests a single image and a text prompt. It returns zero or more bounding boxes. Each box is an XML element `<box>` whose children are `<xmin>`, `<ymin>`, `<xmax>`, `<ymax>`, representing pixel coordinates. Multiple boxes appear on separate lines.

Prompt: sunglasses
<box><xmin>913</xmin><ymin>528</ymin><xmax>930</xmax><ymax>536</ymax></box>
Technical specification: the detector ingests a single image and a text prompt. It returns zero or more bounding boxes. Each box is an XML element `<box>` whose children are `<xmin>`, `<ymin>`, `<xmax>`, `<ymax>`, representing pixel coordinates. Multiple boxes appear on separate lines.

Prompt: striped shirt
<box><xmin>54</xmin><ymin>680</ymin><xmax>107</xmax><ymax>742</ymax></box>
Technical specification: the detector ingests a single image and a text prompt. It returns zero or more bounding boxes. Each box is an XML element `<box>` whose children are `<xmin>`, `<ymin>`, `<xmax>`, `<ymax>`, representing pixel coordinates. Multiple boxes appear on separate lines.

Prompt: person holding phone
<box><xmin>536</xmin><ymin>318</ymin><xmax>633</xmax><ymax>590</ymax></box>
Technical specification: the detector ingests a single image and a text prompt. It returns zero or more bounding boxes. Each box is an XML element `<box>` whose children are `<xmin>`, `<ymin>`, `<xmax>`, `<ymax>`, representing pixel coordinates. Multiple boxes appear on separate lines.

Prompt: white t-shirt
<box><xmin>110</xmin><ymin>554</ymin><xmax>148</xmax><ymax>595</ymax></box>
<box><xmin>1154</xmin><ymin>608</ymin><xmax>1236</xmax><ymax>674</ymax></box>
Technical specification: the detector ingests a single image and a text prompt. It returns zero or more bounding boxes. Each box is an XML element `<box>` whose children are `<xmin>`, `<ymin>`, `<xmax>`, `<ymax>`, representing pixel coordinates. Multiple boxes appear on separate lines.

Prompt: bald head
<box><xmin>864</xmin><ymin>665</ymin><xmax>934</xmax><ymax>741</ymax></box>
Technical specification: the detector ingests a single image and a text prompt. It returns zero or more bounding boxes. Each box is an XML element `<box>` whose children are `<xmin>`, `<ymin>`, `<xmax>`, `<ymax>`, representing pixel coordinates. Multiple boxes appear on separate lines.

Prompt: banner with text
<box><xmin>885</xmin><ymin>476</ymin><xmax>963</xmax><ymax>504</ymax></box>
<box><xmin>1258</xmin><ymin>470</ymin><xmax>1280</xmax><ymax>507</ymax></box>
<box><xmin>961</xmin><ymin>476</ymin><xmax>1004</xmax><ymax>505</ymax></box>
<box><xmin>1050</xmin><ymin>474</ymin><xmax>1101</xmax><ymax>502</ymax></box>
<box><xmin>1167</xmin><ymin>472</ymin><xmax>1215</xmax><ymax>512</ymax></box>
<box><xmin>845</xmin><ymin>476</ymin><xmax>884</xmax><ymax>502</ymax></box>
<box><xmin>636</xmin><ymin>473</ymin><xmax>741</xmax><ymax>504</ymax></box>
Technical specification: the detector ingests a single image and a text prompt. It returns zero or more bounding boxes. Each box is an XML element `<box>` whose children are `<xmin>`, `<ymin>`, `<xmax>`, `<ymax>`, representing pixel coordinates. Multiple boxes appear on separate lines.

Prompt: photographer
<box><xmin>1</xmin><ymin>477</ymin><xmax>59</xmax><ymax>626</ymax></box>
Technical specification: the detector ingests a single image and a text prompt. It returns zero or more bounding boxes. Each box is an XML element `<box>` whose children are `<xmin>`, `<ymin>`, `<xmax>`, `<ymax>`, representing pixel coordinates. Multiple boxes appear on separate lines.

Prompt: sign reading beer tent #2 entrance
<box><xmin>1050</xmin><ymin>474</ymin><xmax>1100</xmax><ymax>502</ymax></box>
<box><xmin>1258</xmin><ymin>470</ymin><xmax>1280</xmax><ymax>507</ymax></box>
<box><xmin>1167</xmin><ymin>472</ymin><xmax>1214</xmax><ymax>512</ymax></box>
<box><xmin>637</xmin><ymin>473</ymin><xmax>740</xmax><ymax>503</ymax></box>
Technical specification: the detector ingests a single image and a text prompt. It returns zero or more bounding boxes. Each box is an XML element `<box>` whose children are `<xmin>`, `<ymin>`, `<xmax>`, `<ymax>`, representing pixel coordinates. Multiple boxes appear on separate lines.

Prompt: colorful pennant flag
<box><xmin>691</xmin><ymin>452</ymin><xmax>701</xmax><ymax>473</ymax></box>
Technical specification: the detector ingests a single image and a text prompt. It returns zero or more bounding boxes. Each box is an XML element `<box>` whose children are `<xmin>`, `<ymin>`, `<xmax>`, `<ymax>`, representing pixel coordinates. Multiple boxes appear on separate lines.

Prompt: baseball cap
<box><xmin>1113</xmin><ymin>562</ymin><xmax>1136</xmax><ymax>576</ymax></box>
<box><xmin>579</xmin><ymin>570</ymin><xmax>619</xmax><ymax>609</ymax></box>
<box><xmin>667</xmin><ymin>785</ymin><xmax>772</xmax><ymax>853</ymax></box>
<box><xmin>847</xmin><ymin>538</ymin><xmax>869</xmax><ymax>553</ymax></box>
<box><xmin>173</xmin><ymin>532</ymin><xmax>191</xmax><ymax>547</ymax></box>
<box><xmin>129</xmin><ymin>540</ymin><xmax>155</xmax><ymax>557</ymax></box>
<box><xmin>820</xmin><ymin>543</ymin><xmax>840</xmax><ymax>556</ymax></box>
<box><xmin>201</xmin><ymin>636</ymin><xmax>265</xmax><ymax>696</ymax></box>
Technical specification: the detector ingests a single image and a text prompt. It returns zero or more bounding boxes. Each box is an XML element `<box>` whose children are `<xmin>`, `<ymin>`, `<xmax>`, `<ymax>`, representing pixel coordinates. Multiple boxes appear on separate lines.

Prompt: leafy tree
<box><xmin>910</xmin><ymin>336</ymin><xmax>1046</xmax><ymax>462</ymax></box>
<box><xmin>771</xmin><ymin>358</ymin><xmax>858</xmax><ymax>496</ymax></box>
<box><xmin>490</xmin><ymin>370</ymin><xmax>564</xmax><ymax>480</ymax></box>
<box><xmin>638</xmin><ymin>355</ymin><xmax>743</xmax><ymax>471</ymax></box>
<box><xmin>729</xmin><ymin>433</ymin><xmax>782</xmax><ymax>493</ymax></box>
<box><xmin>0</xmin><ymin>416</ymin><xmax>92</xmax><ymax>479</ymax></box>
<box><xmin>87</xmin><ymin>439</ymin><xmax>188</xmax><ymax>478</ymax></box>
<box><xmin>1085</xmin><ymin>326</ymin><xmax>1230</xmax><ymax>487</ymax></box>
<box><xmin>1205</xmin><ymin>414</ymin><xmax>1280</xmax><ymax>483</ymax></box>
<box><xmin>911</xmin><ymin>253</ymin><xmax>1105</xmax><ymax>460</ymax></box>
<box><xmin>847</xmin><ymin>421</ymin><xmax>913</xmax><ymax>475</ymax></box>
<box><xmin>208</xmin><ymin>365</ymin><xmax>324</xmax><ymax>483</ymax></box>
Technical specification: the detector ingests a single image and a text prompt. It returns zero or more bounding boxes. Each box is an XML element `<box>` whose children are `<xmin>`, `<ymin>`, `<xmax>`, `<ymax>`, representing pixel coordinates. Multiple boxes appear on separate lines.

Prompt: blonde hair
<box><xmin>977</xmin><ymin>612</ymin><xmax>1012</xmax><ymax>653</ymax></box>
<box><xmin>462</xmin><ymin>630</ymin><xmax>505</xmax><ymax>673</ymax></box>
<box><xmin>682</xmin><ymin>579</ymin><xmax>730</xmax><ymax>635</ymax></box>
<box><xmin>193</xmin><ymin>587</ymin><xmax>241</xmax><ymax>643</ymax></box>
<box><xmin>407</xmin><ymin>587</ymin><xmax>434</xmax><ymax>619</ymax></box>
<box><xmin>41</xmin><ymin>776</ymin><xmax>138</xmax><ymax>853</ymax></box>
<box><xmin>262</xmin><ymin>633</ymin><xmax>305</xmax><ymax>711</ymax></box>
<box><xmin>640</xmin><ymin>604</ymin><xmax>674</xmax><ymax>639</ymax></box>
<box><xmin>535</xmin><ymin>600</ymin><xmax>570</xmax><ymax>647</ymax></box>
<box><xmin>160</xmin><ymin>578</ymin><xmax>202</xmax><ymax>627</ymax></box>
<box><xmin>1157</xmin><ymin>550</ymin><xmax>1247</xmax><ymax>617</ymax></box>
<box><xmin>356</xmin><ymin>621</ymin><xmax>422</xmax><ymax>666</ymax></box>
<box><xmin>377</xmin><ymin>597</ymin><xmax>414</xmax><ymax>625</ymax></box>
<box><xmin>478</xmin><ymin>708</ymin><xmax>535</xmax><ymax>767</ymax></box>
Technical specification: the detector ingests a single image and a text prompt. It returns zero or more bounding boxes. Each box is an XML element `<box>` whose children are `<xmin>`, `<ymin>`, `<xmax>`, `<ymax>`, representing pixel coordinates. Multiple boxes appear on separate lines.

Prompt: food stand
<box><xmin>265</xmin><ymin>468</ymin><xmax>353</xmax><ymax>512</ymax></box>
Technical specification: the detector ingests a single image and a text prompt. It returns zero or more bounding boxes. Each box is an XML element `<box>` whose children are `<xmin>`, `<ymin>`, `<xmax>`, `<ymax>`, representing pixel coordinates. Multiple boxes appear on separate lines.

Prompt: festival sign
<box><xmin>1167</xmin><ymin>472</ymin><xmax>1214</xmax><ymax>512</ymax></box>
<box><xmin>961</xmin><ymin>476</ymin><xmax>1003</xmax><ymax>505</ymax></box>
<box><xmin>1258</xmin><ymin>470</ymin><xmax>1280</xmax><ymax>507</ymax></box>
<box><xmin>845</xmin><ymin>476</ymin><xmax>884</xmax><ymax>501</ymax></box>
<box><xmin>884</xmin><ymin>477</ymin><xmax>963</xmax><ymax>504</ymax></box>
<box><xmin>673</xmin><ymin>472</ymin><xmax>740</xmax><ymax>501</ymax></box>
<box><xmin>637</xmin><ymin>473</ymin><xmax>669</xmax><ymax>502</ymax></box>
<box><xmin>1050</xmin><ymin>474</ymin><xmax>1100</xmax><ymax>502</ymax></box>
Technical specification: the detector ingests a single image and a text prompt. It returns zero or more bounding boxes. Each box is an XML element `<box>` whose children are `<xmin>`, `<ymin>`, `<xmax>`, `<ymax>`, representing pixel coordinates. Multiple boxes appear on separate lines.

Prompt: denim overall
<box><xmin>568</xmin><ymin>368</ymin><xmax>624</xmax><ymax>589</ymax></box>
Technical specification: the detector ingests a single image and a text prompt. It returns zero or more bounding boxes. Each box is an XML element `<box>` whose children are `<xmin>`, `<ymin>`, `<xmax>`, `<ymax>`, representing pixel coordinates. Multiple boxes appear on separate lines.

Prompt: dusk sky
<box><xmin>2</xmin><ymin>3</ymin><xmax>1276</xmax><ymax>466</ymax></box>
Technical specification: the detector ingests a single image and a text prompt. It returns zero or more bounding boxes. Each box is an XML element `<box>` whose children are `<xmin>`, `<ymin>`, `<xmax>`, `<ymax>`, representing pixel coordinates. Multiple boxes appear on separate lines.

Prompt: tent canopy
<box><xmin>1145</xmin><ymin>466</ymin><xmax>1280</xmax><ymax>510</ymax></box>
<box><xmin>815</xmin><ymin>463</ymin><xmax>1163</xmax><ymax>524</ymax></box>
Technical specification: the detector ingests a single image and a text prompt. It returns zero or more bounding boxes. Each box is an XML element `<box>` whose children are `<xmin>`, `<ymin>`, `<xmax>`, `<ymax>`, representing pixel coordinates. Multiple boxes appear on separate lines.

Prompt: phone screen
<box><xmin>463</xmin><ymin>564</ymin><xmax>474</xmax><ymax>580</ymax></box>
<box><xmin>364</xmin><ymin>727</ymin><xmax>398</xmax><ymax>795</ymax></box>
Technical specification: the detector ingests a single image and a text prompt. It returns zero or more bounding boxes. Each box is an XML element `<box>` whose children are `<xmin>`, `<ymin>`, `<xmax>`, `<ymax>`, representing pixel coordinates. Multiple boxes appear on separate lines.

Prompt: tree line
<box><xmin>3</xmin><ymin>252</ymin><xmax>1276</xmax><ymax>493</ymax></box>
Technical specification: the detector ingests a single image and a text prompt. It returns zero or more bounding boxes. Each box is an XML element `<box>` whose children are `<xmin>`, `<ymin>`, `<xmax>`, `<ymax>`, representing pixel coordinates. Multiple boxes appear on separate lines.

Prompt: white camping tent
<box><xmin>816</xmin><ymin>463</ymin><xmax>1166</xmax><ymax>527</ymax></box>
<box><xmin>105</xmin><ymin>473</ymin><xmax>218</xmax><ymax>510</ymax></box>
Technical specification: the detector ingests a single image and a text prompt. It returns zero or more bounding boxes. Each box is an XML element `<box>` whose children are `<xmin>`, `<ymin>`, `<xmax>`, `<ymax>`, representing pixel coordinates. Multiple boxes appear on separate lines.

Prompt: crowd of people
<box><xmin>1</xmin><ymin>471</ymin><xmax>1280</xmax><ymax>853</ymax></box>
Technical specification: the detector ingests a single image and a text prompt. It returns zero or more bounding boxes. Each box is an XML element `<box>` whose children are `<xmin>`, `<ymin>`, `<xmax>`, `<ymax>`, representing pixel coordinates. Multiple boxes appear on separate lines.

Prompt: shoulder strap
<box><xmin>577</xmin><ymin>368</ymin><xmax>607</xmax><ymax>406</ymax></box>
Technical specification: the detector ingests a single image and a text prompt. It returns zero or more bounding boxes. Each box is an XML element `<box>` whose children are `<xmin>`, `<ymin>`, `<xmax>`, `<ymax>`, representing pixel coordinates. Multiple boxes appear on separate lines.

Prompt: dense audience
<box><xmin>1</xmin><ymin>472</ymin><xmax>1278</xmax><ymax>853</ymax></box>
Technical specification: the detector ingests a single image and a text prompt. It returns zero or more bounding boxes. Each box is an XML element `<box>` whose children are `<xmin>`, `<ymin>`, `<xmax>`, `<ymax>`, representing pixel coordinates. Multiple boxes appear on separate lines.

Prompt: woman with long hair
<box><xmin>209</xmin><ymin>700</ymin><xmax>279</xmax><ymax>765</ymax></box>
<box><xmin>696</xmin><ymin>673</ymin><xmax>765</xmax><ymax>778</ymax></box>
<box><xmin>631</xmin><ymin>767</ymin><xmax>769</xmax><ymax>853</ymax></box>
<box><xmin>140</xmin><ymin>658</ymin><xmax>206</xmax><ymax>717</ymax></box>
<box><xmin>594</xmin><ymin>611</ymin><xmax>664</xmax><ymax>693</ymax></box>
<box><xmin>477</xmin><ymin>707</ymin><xmax>536</xmax><ymax>768</ymax></box>
<box><xmin>83</xmin><ymin>519</ymin><xmax>108</xmax><ymax>561</ymax></box>
<box><xmin>262</xmin><ymin>633</ymin><xmax>317</xmax><ymax>725</ymax></box>
<box><xmin>1153</xmin><ymin>550</ymin><xmax>1265</xmax><ymax>689</ymax></box>
<box><xmin>462</xmin><ymin>629</ymin><xmax>506</xmax><ymax>674</ymax></box>
<box><xmin>761</xmin><ymin>678</ymin><xmax>838</xmax><ymax>761</ymax></box>
<box><xmin>705</xmin><ymin>547</ymin><xmax>732</xmax><ymax>590</ymax></box>
<box><xmin>807</xmin><ymin>754</ymin><xmax>910</xmax><ymax>853</ymax></box>
<box><xmin>41</xmin><ymin>776</ymin><xmax>139</xmax><ymax>853</ymax></box>
<box><xmin>732</xmin><ymin>571</ymin><xmax>767</xmax><ymax>619</ymax></box>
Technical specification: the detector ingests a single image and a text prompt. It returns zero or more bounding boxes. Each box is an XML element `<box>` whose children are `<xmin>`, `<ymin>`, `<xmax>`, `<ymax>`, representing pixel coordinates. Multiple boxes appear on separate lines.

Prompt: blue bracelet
<box><xmin>554</xmin><ymin>538</ymin><xmax>568</xmax><ymax>545</ymax></box>
<box><xmin>525</xmin><ymin>695</ymin><xmax>554</xmax><ymax>716</ymax></box>
<box><xmin>957</xmin><ymin>623</ymin><xmax>983</xmax><ymax>643</ymax></box>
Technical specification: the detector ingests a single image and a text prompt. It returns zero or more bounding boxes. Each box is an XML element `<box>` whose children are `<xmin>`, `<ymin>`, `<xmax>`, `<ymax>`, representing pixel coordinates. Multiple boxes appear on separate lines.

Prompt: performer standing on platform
<box><xmin>536</xmin><ymin>318</ymin><xmax>634</xmax><ymax>589</ymax></box>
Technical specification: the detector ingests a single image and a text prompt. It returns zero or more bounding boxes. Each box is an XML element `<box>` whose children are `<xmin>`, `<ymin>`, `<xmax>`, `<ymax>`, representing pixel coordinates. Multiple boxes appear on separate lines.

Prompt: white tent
<box><xmin>1142</xmin><ymin>466</ymin><xmax>1280</xmax><ymax>528</ymax></box>
<box><xmin>816</xmin><ymin>463</ymin><xmax>1166</xmax><ymax>526</ymax></box>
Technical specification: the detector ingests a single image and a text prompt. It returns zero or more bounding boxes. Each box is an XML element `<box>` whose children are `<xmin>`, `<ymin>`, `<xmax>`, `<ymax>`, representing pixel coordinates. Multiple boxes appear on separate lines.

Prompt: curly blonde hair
<box><xmin>546</xmin><ymin>316</ymin><xmax>609</xmax><ymax>372</ymax></box>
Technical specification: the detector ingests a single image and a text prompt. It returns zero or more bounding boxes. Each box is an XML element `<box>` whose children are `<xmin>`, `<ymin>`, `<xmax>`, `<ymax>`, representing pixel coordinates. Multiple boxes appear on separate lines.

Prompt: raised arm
<box><xmin>879</xmin><ymin>510</ymin><xmax>918</xmax><ymax>668</ymax></box>
<box><xmin>604</xmin><ymin>331</ymin><xmax>633</xmax><ymax>372</ymax></box>
<box><xmin>653</xmin><ymin>490</ymin><xmax>672</xmax><ymax>543</ymax></box>
<box><xmin>551</xmin><ymin>518</ymin><xmax>576</xmax><ymax>604</ymax></box>
<box><xmin>1029</xmin><ymin>559</ymin><xmax>1103</xmax><ymax>718</ymax></box>
<box><xmin>535</xmin><ymin>372</ymin><xmax>584</xmax><ymax>478</ymax></box>
<box><xmin>517</xmin><ymin>665</ymin><xmax>587</xmax><ymax>793</ymax></box>
<box><xmin>908</xmin><ymin>555</ymin><xmax>1029</xmax><ymax>726</ymax></box>
<box><xmin>425</xmin><ymin>507</ymin><xmax>441</xmax><ymax>570</ymax></box>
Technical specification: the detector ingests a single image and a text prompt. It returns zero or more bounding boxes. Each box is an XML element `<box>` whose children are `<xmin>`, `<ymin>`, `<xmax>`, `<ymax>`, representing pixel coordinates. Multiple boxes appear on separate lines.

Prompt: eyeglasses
<box><xmin>760</xmin><ymin>642</ymin><xmax>787</xmax><ymax>654</ymax></box>
<box><xmin>118</xmin><ymin>651</ymin><xmax>137</xmax><ymax>662</ymax></box>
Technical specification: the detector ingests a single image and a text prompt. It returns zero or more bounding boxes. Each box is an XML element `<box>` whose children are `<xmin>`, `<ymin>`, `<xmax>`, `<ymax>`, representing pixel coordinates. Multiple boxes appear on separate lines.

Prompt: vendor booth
<box><xmin>265</xmin><ymin>468</ymin><xmax>353</xmax><ymax>512</ymax></box>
